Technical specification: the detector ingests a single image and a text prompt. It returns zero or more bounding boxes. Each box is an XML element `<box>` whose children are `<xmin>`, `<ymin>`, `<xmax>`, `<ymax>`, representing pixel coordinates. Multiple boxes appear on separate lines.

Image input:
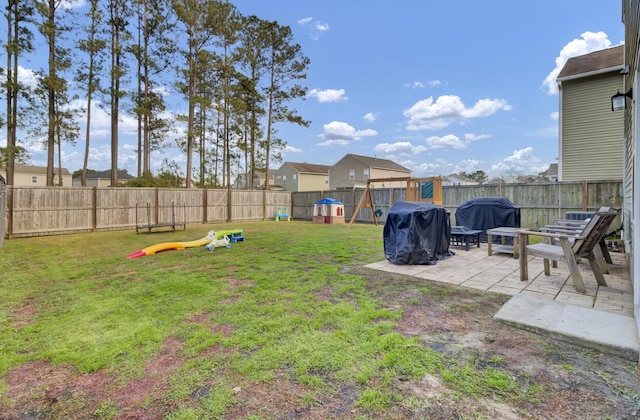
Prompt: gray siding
<box><xmin>329</xmin><ymin>157</ymin><xmax>368</xmax><ymax>189</ymax></box>
<box><xmin>274</xmin><ymin>164</ymin><xmax>299</xmax><ymax>192</ymax></box>
<box><xmin>561</xmin><ymin>74</ymin><xmax>624</xmax><ymax>181</ymax></box>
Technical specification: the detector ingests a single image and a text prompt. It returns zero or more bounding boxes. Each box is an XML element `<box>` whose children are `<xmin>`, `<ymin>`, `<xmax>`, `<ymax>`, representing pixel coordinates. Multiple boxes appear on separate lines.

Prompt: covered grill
<box><xmin>383</xmin><ymin>201</ymin><xmax>453</xmax><ymax>265</ymax></box>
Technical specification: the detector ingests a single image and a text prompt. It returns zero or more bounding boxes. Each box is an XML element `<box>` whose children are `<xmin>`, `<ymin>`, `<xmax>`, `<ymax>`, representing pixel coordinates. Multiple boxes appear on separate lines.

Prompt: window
<box><xmin>390</xmin><ymin>171</ymin><xmax>394</xmax><ymax>178</ymax></box>
<box><xmin>283</xmin><ymin>175</ymin><xmax>286</xmax><ymax>184</ymax></box>
<box><xmin>363</xmin><ymin>168</ymin><xmax>369</xmax><ymax>180</ymax></box>
<box><xmin>32</xmin><ymin>176</ymin><xmax>37</xmax><ymax>184</ymax></box>
<box><xmin>325</xmin><ymin>176</ymin><xmax>329</xmax><ymax>184</ymax></box>
<box><xmin>293</xmin><ymin>174</ymin><xmax>297</xmax><ymax>180</ymax></box>
<box><xmin>348</xmin><ymin>169</ymin><xmax>355</xmax><ymax>180</ymax></box>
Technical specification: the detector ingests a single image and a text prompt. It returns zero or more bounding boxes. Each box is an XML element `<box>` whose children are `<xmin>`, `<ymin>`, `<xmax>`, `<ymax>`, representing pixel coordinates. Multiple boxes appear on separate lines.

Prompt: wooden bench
<box><xmin>275</xmin><ymin>207</ymin><xmax>291</xmax><ymax>221</ymax></box>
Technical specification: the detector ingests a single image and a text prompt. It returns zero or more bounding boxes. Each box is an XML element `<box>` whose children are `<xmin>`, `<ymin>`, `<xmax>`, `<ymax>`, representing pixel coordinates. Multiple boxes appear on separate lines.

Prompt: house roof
<box><xmin>14</xmin><ymin>165</ymin><xmax>71</xmax><ymax>176</ymax></box>
<box><xmin>340</xmin><ymin>154</ymin><xmax>411</xmax><ymax>173</ymax></box>
<box><xmin>545</xmin><ymin>163</ymin><xmax>558</xmax><ymax>177</ymax></box>
<box><xmin>77</xmin><ymin>170</ymin><xmax>135</xmax><ymax>180</ymax></box>
<box><xmin>557</xmin><ymin>45</ymin><xmax>624</xmax><ymax>80</ymax></box>
<box><xmin>285</xmin><ymin>162</ymin><xmax>330</xmax><ymax>175</ymax></box>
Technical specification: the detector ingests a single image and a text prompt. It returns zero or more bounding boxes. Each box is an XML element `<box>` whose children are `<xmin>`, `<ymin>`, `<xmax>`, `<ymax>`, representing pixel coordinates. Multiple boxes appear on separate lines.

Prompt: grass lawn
<box><xmin>0</xmin><ymin>221</ymin><xmax>636</xmax><ymax>418</ymax></box>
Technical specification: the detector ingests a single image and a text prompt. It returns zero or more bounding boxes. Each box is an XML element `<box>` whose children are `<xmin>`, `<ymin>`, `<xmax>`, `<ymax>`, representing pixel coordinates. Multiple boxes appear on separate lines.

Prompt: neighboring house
<box><xmin>234</xmin><ymin>169</ymin><xmax>276</xmax><ymax>189</ymax></box>
<box><xmin>329</xmin><ymin>154</ymin><xmax>411</xmax><ymax>190</ymax></box>
<box><xmin>0</xmin><ymin>165</ymin><xmax>72</xmax><ymax>186</ymax></box>
<box><xmin>556</xmin><ymin>45</ymin><xmax>625</xmax><ymax>181</ymax></box>
<box><xmin>72</xmin><ymin>170</ymin><xmax>135</xmax><ymax>187</ymax></box>
<box><xmin>442</xmin><ymin>174</ymin><xmax>479</xmax><ymax>186</ymax></box>
<box><xmin>544</xmin><ymin>163</ymin><xmax>559</xmax><ymax>182</ymax></box>
<box><xmin>274</xmin><ymin>162</ymin><xmax>330</xmax><ymax>192</ymax></box>
<box><xmin>620</xmin><ymin>2</ymin><xmax>640</xmax><ymax>336</ymax></box>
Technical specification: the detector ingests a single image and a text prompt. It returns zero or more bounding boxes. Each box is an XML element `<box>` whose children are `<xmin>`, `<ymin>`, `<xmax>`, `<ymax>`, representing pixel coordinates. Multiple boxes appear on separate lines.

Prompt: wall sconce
<box><xmin>611</xmin><ymin>88</ymin><xmax>633</xmax><ymax>111</ymax></box>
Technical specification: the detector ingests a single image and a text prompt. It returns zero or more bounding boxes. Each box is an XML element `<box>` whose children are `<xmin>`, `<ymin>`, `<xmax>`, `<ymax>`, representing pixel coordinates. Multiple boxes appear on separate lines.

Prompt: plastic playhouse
<box><xmin>313</xmin><ymin>198</ymin><xmax>345</xmax><ymax>224</ymax></box>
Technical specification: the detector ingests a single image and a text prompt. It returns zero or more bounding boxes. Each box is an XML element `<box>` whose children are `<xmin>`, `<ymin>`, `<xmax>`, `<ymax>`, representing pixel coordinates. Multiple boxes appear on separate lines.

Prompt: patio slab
<box><xmin>365</xmin><ymin>244</ymin><xmax>639</xmax><ymax>361</ymax></box>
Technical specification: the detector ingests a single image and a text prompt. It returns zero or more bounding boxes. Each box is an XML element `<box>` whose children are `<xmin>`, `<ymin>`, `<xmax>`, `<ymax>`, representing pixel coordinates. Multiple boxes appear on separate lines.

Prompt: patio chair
<box><xmin>518</xmin><ymin>207</ymin><xmax>619</xmax><ymax>293</ymax></box>
<box><xmin>540</xmin><ymin>207</ymin><xmax>616</xmax><ymax>273</ymax></box>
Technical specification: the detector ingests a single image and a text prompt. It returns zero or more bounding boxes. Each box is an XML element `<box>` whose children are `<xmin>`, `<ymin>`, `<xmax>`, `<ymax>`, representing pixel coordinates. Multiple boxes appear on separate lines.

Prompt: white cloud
<box><xmin>285</xmin><ymin>145</ymin><xmax>303</xmax><ymax>153</ymax></box>
<box><xmin>374</xmin><ymin>141</ymin><xmax>427</xmax><ymax>156</ymax></box>
<box><xmin>428</xmin><ymin>80</ymin><xmax>441</xmax><ymax>87</ymax></box>
<box><xmin>404</xmin><ymin>81</ymin><xmax>425</xmax><ymax>88</ymax></box>
<box><xmin>319</xmin><ymin>121</ymin><xmax>377</xmax><ymax>142</ymax></box>
<box><xmin>363</xmin><ymin>112</ymin><xmax>379</xmax><ymax>122</ymax></box>
<box><xmin>454</xmin><ymin>159</ymin><xmax>483</xmax><ymax>173</ymax></box>
<box><xmin>542</xmin><ymin>31</ymin><xmax>616</xmax><ymax>95</ymax></box>
<box><xmin>298</xmin><ymin>17</ymin><xmax>329</xmax><ymax>40</ymax></box>
<box><xmin>404</xmin><ymin>95</ymin><xmax>511</xmax><ymax>130</ymax></box>
<box><xmin>550</xmin><ymin>111</ymin><xmax>559</xmax><ymax>120</ymax></box>
<box><xmin>403</xmin><ymin>158</ymin><xmax>454</xmax><ymax>177</ymax></box>
<box><xmin>308</xmin><ymin>88</ymin><xmax>348</xmax><ymax>103</ymax></box>
<box><xmin>463</xmin><ymin>133</ymin><xmax>490</xmax><ymax>142</ymax></box>
<box><xmin>316</xmin><ymin>139</ymin><xmax>351</xmax><ymax>147</ymax></box>
<box><xmin>61</xmin><ymin>0</ymin><xmax>86</xmax><ymax>9</ymax></box>
<box><xmin>425</xmin><ymin>134</ymin><xmax>467</xmax><ymax>150</ymax></box>
<box><xmin>488</xmin><ymin>147</ymin><xmax>549</xmax><ymax>176</ymax></box>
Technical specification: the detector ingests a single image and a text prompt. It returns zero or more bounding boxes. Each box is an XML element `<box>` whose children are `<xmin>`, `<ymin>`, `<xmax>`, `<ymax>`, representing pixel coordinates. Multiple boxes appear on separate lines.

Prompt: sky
<box><xmin>0</xmin><ymin>1</ymin><xmax>625</xmax><ymax>179</ymax></box>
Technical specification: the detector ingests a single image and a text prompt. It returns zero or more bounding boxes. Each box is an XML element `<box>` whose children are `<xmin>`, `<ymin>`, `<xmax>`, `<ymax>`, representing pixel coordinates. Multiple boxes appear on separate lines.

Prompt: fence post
<box><xmin>92</xmin><ymin>187</ymin><xmax>98</xmax><ymax>232</ymax></box>
<box><xmin>582</xmin><ymin>181</ymin><xmax>589</xmax><ymax>211</ymax></box>
<box><xmin>227</xmin><ymin>186</ymin><xmax>232</xmax><ymax>222</ymax></box>
<box><xmin>7</xmin><ymin>184</ymin><xmax>13</xmax><ymax>239</ymax></box>
<box><xmin>202</xmin><ymin>188</ymin><xmax>208</xmax><ymax>224</ymax></box>
<box><xmin>0</xmin><ymin>176</ymin><xmax>5</xmax><ymax>249</ymax></box>
<box><xmin>155</xmin><ymin>188</ymin><xmax>160</xmax><ymax>223</ymax></box>
<box><xmin>263</xmin><ymin>189</ymin><xmax>267</xmax><ymax>221</ymax></box>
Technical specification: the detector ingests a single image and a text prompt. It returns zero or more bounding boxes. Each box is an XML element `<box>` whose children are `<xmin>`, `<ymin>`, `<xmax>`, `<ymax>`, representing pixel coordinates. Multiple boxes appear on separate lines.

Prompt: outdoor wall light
<box><xmin>611</xmin><ymin>88</ymin><xmax>633</xmax><ymax>111</ymax></box>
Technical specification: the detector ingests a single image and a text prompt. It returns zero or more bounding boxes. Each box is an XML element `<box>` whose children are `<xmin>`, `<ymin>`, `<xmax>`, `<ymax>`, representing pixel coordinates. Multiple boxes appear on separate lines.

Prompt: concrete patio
<box><xmin>365</xmin><ymin>243</ymin><xmax>640</xmax><ymax>361</ymax></box>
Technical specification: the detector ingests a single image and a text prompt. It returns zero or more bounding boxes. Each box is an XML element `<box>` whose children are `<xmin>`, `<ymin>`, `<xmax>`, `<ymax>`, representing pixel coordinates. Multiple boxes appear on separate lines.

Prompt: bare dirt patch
<box><xmin>2</xmin><ymin>267</ymin><xmax>639</xmax><ymax>419</ymax></box>
<box><xmin>362</xmin><ymin>267</ymin><xmax>640</xmax><ymax>419</ymax></box>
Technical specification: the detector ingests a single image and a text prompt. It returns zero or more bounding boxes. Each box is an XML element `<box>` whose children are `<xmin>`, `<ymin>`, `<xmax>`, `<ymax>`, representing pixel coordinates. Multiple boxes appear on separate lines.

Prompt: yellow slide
<box><xmin>126</xmin><ymin>237</ymin><xmax>210</xmax><ymax>259</ymax></box>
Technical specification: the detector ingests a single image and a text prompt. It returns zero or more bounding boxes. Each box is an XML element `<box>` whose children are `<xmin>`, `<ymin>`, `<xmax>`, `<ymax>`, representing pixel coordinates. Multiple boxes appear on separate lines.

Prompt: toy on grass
<box><xmin>205</xmin><ymin>230</ymin><xmax>231</xmax><ymax>251</ymax></box>
<box><xmin>215</xmin><ymin>229</ymin><xmax>245</xmax><ymax>242</ymax></box>
<box><xmin>126</xmin><ymin>234</ymin><xmax>210</xmax><ymax>259</ymax></box>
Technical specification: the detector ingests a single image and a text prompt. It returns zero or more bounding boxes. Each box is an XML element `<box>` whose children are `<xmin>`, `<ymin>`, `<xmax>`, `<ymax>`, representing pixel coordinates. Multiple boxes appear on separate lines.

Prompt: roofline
<box><xmin>557</xmin><ymin>64</ymin><xmax>624</xmax><ymax>82</ymax></box>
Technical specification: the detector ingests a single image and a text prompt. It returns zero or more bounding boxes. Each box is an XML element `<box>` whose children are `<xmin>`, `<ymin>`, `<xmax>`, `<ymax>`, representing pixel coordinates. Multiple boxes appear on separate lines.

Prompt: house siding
<box><xmin>329</xmin><ymin>155</ymin><xmax>411</xmax><ymax>189</ymax></box>
<box><xmin>622</xmin><ymin>0</ymin><xmax>640</xmax><ymax>329</ymax></box>
<box><xmin>560</xmin><ymin>74</ymin><xmax>624</xmax><ymax>181</ymax></box>
<box><xmin>1</xmin><ymin>166</ymin><xmax>72</xmax><ymax>187</ymax></box>
<box><xmin>299</xmin><ymin>173</ymin><xmax>328</xmax><ymax>191</ymax></box>
<box><xmin>274</xmin><ymin>164</ymin><xmax>299</xmax><ymax>192</ymax></box>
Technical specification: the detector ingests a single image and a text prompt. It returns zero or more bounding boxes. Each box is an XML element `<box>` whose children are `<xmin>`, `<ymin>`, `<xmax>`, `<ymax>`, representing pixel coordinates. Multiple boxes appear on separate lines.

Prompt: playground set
<box><xmin>348</xmin><ymin>176</ymin><xmax>443</xmax><ymax>228</ymax></box>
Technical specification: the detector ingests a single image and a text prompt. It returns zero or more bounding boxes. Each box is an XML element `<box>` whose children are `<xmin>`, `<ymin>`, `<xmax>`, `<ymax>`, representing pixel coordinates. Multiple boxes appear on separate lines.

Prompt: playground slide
<box><xmin>126</xmin><ymin>237</ymin><xmax>210</xmax><ymax>259</ymax></box>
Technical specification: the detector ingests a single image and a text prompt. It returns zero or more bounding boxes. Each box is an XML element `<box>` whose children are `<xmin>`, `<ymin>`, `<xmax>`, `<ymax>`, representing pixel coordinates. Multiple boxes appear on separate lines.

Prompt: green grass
<box><xmin>0</xmin><ymin>221</ymin><xmax>542</xmax><ymax>416</ymax></box>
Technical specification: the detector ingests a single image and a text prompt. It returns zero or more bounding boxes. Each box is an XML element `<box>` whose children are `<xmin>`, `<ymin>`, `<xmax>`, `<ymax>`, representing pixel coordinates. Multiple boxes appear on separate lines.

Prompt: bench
<box><xmin>275</xmin><ymin>207</ymin><xmax>291</xmax><ymax>221</ymax></box>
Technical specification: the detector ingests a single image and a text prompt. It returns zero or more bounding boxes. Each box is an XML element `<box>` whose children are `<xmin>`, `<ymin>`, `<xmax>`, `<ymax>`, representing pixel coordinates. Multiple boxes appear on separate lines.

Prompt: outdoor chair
<box><xmin>540</xmin><ymin>207</ymin><xmax>616</xmax><ymax>273</ymax></box>
<box><xmin>518</xmin><ymin>207</ymin><xmax>620</xmax><ymax>294</ymax></box>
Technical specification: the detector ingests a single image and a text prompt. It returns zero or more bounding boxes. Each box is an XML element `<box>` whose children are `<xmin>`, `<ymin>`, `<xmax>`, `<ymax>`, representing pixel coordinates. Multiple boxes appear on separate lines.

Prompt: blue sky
<box><xmin>2</xmin><ymin>1</ymin><xmax>625</xmax><ymax>179</ymax></box>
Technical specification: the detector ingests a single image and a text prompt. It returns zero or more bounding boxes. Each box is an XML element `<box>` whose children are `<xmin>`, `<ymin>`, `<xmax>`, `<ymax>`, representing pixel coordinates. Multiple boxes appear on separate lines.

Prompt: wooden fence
<box><xmin>292</xmin><ymin>180</ymin><xmax>623</xmax><ymax>229</ymax></box>
<box><xmin>1</xmin><ymin>180</ymin><xmax>623</xmax><ymax>239</ymax></box>
<box><xmin>4</xmin><ymin>187</ymin><xmax>291</xmax><ymax>238</ymax></box>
